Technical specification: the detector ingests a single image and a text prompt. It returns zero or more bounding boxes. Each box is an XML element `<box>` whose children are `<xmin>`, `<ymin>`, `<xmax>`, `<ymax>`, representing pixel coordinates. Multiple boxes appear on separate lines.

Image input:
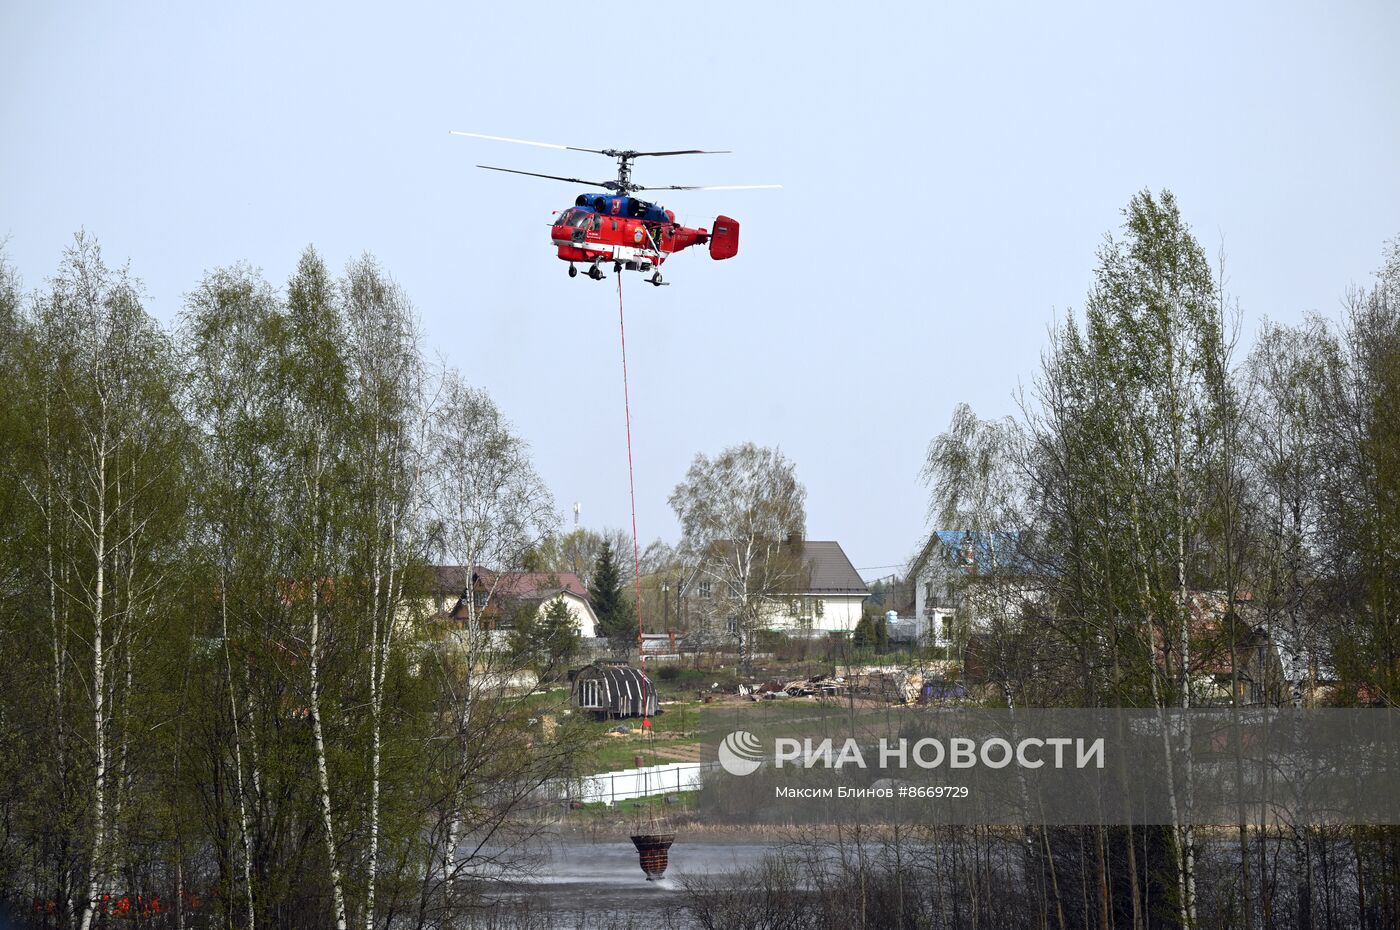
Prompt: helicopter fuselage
<box><xmin>552</xmin><ymin>204</ymin><xmax>707</xmax><ymax>268</ymax></box>
<box><xmin>552</xmin><ymin>193</ymin><xmax>737</xmax><ymax>273</ymax></box>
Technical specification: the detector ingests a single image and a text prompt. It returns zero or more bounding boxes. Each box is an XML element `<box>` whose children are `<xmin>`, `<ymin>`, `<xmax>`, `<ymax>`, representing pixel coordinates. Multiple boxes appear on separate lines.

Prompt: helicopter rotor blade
<box><xmin>450</xmin><ymin>130</ymin><xmax>608</xmax><ymax>155</ymax></box>
<box><xmin>633</xmin><ymin>184</ymin><xmax>783</xmax><ymax>191</ymax></box>
<box><xmin>477</xmin><ymin>165</ymin><xmax>617</xmax><ymax>189</ymax></box>
<box><xmin>631</xmin><ymin>149</ymin><xmax>731</xmax><ymax>157</ymax></box>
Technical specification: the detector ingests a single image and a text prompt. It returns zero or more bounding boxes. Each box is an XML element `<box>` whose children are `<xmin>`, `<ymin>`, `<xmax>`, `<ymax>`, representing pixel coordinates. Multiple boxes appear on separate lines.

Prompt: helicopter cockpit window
<box><xmin>556</xmin><ymin>209</ymin><xmax>592</xmax><ymax>229</ymax></box>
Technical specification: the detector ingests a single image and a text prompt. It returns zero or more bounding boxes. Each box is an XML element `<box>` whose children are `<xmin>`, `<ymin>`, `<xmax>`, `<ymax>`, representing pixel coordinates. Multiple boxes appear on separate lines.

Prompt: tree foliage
<box><xmin>669</xmin><ymin>442</ymin><xmax>807</xmax><ymax>674</ymax></box>
<box><xmin>589</xmin><ymin>539</ymin><xmax>635</xmax><ymax>652</ymax></box>
<box><xmin>507</xmin><ymin>595</ymin><xmax>582</xmax><ymax>680</ymax></box>
<box><xmin>919</xmin><ymin>194</ymin><xmax>1400</xmax><ymax>928</ymax></box>
<box><xmin>0</xmin><ymin>236</ymin><xmax>581</xmax><ymax>930</ymax></box>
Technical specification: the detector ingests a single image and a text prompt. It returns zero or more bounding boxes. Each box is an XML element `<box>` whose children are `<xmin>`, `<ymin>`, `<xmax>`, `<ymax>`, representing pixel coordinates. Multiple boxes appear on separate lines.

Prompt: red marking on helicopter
<box><xmin>450</xmin><ymin>131</ymin><xmax>778</xmax><ymax>286</ymax></box>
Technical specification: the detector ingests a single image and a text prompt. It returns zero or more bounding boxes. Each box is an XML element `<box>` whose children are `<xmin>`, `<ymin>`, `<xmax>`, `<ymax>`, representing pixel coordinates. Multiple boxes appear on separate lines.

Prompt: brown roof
<box><xmin>690</xmin><ymin>540</ymin><xmax>869</xmax><ymax>597</ymax></box>
<box><xmin>432</xmin><ymin>565</ymin><xmax>472</xmax><ymax>595</ymax></box>
<box><xmin>431</xmin><ymin>566</ymin><xmax>588</xmax><ymax>601</ymax></box>
<box><xmin>798</xmin><ymin>541</ymin><xmax>869</xmax><ymax>595</ymax></box>
<box><xmin>476</xmin><ymin>568</ymin><xmax>589</xmax><ymax>600</ymax></box>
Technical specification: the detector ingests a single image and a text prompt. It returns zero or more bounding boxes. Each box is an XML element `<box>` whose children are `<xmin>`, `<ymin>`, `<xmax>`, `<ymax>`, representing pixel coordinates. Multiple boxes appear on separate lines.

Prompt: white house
<box><xmin>766</xmin><ymin>539</ymin><xmax>870</xmax><ymax>635</ymax></box>
<box><xmin>908</xmin><ymin>531</ymin><xmax>1033</xmax><ymax>645</ymax></box>
<box><xmin>683</xmin><ymin>538</ymin><xmax>870</xmax><ymax>637</ymax></box>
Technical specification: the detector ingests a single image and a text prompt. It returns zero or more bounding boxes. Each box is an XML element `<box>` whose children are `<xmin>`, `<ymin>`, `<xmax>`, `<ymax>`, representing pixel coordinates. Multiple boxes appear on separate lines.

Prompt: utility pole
<box><xmin>571</xmin><ymin>502</ymin><xmax>581</xmax><ymax>577</ymax></box>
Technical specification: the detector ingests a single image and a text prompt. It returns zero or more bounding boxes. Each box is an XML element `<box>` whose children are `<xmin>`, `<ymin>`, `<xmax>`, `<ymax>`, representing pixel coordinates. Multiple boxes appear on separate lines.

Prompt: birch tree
<box><xmin>668</xmin><ymin>443</ymin><xmax>807</xmax><ymax>676</ymax></box>
<box><xmin>425</xmin><ymin>372</ymin><xmax>556</xmax><ymax>664</ymax></box>
<box><xmin>421</xmin><ymin>372</ymin><xmax>557</xmax><ymax>903</ymax></box>
<box><xmin>183</xmin><ymin>263</ymin><xmax>285</xmax><ymax>929</ymax></box>
<box><xmin>281</xmin><ymin>249</ymin><xmax>355</xmax><ymax>930</ymax></box>
<box><xmin>920</xmin><ymin>403</ymin><xmax>1033</xmax><ymax>682</ymax></box>
<box><xmin>0</xmin><ymin>252</ymin><xmax>28</xmax><ymax>901</ymax></box>
<box><xmin>1079</xmin><ymin>191</ymin><xmax>1227</xmax><ymax>927</ymax></box>
<box><xmin>21</xmin><ymin>235</ymin><xmax>189</xmax><ymax>930</ymax></box>
<box><xmin>341</xmin><ymin>255</ymin><xmax>423</xmax><ymax>930</ymax></box>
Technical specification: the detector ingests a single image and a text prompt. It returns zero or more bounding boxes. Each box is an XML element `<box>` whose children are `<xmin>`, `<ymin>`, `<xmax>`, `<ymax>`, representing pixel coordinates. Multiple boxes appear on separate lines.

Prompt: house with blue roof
<box><xmin>907</xmin><ymin>530</ymin><xmax>1033</xmax><ymax>646</ymax></box>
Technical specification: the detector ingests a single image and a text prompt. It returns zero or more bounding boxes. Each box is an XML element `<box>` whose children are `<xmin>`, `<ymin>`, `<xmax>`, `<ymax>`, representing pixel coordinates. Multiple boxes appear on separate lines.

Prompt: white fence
<box><xmin>563</xmin><ymin>761</ymin><xmax>708</xmax><ymax>806</ymax></box>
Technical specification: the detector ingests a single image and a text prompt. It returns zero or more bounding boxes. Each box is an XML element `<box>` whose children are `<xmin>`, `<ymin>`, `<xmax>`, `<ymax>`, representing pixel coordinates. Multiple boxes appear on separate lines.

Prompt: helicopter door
<box><xmin>585</xmin><ymin>213</ymin><xmax>604</xmax><ymax>243</ymax></box>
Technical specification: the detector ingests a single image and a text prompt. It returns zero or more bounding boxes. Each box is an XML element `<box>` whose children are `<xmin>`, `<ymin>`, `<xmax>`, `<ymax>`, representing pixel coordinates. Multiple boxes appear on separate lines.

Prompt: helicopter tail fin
<box><xmin>708</xmin><ymin>216</ymin><xmax>740</xmax><ymax>260</ymax></box>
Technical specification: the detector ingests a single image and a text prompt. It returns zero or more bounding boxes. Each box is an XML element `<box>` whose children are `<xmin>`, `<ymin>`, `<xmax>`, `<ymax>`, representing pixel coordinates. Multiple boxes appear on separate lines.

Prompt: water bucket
<box><xmin>629</xmin><ymin>833</ymin><xmax>675</xmax><ymax>880</ymax></box>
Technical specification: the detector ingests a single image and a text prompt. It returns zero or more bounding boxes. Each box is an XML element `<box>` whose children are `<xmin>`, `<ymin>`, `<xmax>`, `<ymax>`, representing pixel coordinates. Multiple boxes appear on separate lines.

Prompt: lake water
<box><xmin>471</xmin><ymin>840</ymin><xmax>773</xmax><ymax>928</ymax></box>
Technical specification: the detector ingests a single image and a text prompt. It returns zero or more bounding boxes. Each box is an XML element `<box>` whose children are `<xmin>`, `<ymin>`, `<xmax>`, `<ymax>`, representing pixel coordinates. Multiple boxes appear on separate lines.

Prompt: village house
<box><xmin>768</xmin><ymin>539</ymin><xmax>870</xmax><ymax>634</ymax></box>
<box><xmin>682</xmin><ymin>537</ymin><xmax>870</xmax><ymax>637</ymax></box>
<box><xmin>428</xmin><ymin>566</ymin><xmax>600</xmax><ymax>640</ymax></box>
<box><xmin>1160</xmin><ymin>591</ymin><xmax>1339</xmax><ymax>707</ymax></box>
<box><xmin>909</xmin><ymin>530</ymin><xmax>1038</xmax><ymax>646</ymax></box>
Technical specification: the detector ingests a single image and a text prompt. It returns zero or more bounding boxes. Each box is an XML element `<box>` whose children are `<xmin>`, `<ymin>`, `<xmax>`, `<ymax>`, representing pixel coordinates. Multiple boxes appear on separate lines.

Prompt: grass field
<box><xmin>571</xmin><ymin>698</ymin><xmax>703</xmax><ymax>772</ymax></box>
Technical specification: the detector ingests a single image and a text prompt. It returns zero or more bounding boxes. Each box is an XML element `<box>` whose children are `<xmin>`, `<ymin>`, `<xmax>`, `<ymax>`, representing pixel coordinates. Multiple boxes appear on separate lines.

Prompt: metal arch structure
<box><xmin>571</xmin><ymin>663</ymin><xmax>658</xmax><ymax>718</ymax></box>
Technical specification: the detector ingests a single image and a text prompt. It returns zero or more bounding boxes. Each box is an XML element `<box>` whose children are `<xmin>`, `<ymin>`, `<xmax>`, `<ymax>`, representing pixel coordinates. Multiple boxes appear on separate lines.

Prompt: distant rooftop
<box><xmin>431</xmin><ymin>566</ymin><xmax>588</xmax><ymax>601</ymax></box>
<box><xmin>797</xmin><ymin>540</ymin><xmax>869</xmax><ymax>595</ymax></box>
<box><xmin>914</xmin><ymin>530</ymin><xmax>1032</xmax><ymax>576</ymax></box>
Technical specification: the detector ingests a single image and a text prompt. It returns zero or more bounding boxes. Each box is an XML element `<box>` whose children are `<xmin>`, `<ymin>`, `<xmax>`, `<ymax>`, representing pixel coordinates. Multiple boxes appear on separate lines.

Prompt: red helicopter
<box><xmin>451</xmin><ymin>131</ymin><xmax>779</xmax><ymax>286</ymax></box>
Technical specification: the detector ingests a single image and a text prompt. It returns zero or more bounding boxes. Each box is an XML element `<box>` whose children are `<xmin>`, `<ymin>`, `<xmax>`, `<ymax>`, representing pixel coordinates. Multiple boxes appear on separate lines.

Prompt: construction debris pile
<box><xmin>738</xmin><ymin>674</ymin><xmax>844</xmax><ymax>700</ymax></box>
<box><xmin>736</xmin><ymin>663</ymin><xmax>964</xmax><ymax>705</ymax></box>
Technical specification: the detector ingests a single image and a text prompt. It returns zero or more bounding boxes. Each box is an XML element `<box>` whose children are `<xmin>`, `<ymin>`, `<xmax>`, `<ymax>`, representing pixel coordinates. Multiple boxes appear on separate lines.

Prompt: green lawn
<box><xmin>564</xmin><ymin>790</ymin><xmax>700</xmax><ymax>821</ymax></box>
<box><xmin>569</xmin><ymin>698</ymin><xmax>702</xmax><ymax>772</ymax></box>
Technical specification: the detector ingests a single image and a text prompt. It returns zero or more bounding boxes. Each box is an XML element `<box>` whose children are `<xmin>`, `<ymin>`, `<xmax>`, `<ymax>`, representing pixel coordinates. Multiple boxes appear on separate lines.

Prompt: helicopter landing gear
<box><xmin>587</xmin><ymin>260</ymin><xmax>606</xmax><ymax>281</ymax></box>
<box><xmin>648</xmin><ymin>272</ymin><xmax>667</xmax><ymax>287</ymax></box>
<box><xmin>568</xmin><ymin>264</ymin><xmax>578</xmax><ymax>278</ymax></box>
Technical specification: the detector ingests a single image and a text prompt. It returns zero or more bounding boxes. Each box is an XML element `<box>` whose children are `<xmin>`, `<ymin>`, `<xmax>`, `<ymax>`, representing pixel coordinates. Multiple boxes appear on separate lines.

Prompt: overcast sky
<box><xmin>3</xmin><ymin>2</ymin><xmax>1398</xmax><ymax>578</ymax></box>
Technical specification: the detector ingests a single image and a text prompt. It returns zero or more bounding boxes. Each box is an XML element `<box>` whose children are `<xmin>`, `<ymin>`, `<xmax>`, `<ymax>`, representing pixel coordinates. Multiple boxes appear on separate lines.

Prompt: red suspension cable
<box><xmin>616</xmin><ymin>274</ymin><xmax>649</xmax><ymax>726</ymax></box>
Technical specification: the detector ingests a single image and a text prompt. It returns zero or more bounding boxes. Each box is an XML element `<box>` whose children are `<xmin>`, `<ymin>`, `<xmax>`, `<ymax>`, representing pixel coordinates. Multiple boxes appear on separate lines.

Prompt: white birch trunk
<box><xmin>1129</xmin><ymin>489</ymin><xmax>1192</xmax><ymax>930</ymax></box>
<box><xmin>309</xmin><ymin>510</ymin><xmax>350</xmax><ymax>930</ymax></box>
<box><xmin>222</xmin><ymin>587</ymin><xmax>258</xmax><ymax>930</ymax></box>
<box><xmin>364</xmin><ymin>496</ymin><xmax>398</xmax><ymax>930</ymax></box>
<box><xmin>1172</xmin><ymin>354</ymin><xmax>1197</xmax><ymax>929</ymax></box>
<box><xmin>78</xmin><ymin>448</ymin><xmax>107</xmax><ymax>930</ymax></box>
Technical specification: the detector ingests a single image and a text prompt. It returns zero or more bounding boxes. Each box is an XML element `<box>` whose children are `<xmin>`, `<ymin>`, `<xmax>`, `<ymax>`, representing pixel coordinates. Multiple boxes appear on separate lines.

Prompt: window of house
<box><xmin>698</xmin><ymin>580</ymin><xmax>711</xmax><ymax>599</ymax></box>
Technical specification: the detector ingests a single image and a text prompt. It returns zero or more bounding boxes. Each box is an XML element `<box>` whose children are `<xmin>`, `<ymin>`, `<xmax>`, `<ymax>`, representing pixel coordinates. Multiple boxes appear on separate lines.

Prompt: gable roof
<box><xmin>475</xmin><ymin>568</ymin><xmax>589</xmax><ymax>601</ymax></box>
<box><xmin>912</xmin><ymin>531</ymin><xmax>1031</xmax><ymax>578</ymax></box>
<box><xmin>430</xmin><ymin>566</ymin><xmax>589</xmax><ymax>601</ymax></box>
<box><xmin>683</xmin><ymin>539</ymin><xmax>869</xmax><ymax>597</ymax></box>
<box><xmin>432</xmin><ymin>565</ymin><xmax>471</xmax><ymax>595</ymax></box>
<box><xmin>797</xmin><ymin>540</ymin><xmax>869</xmax><ymax>595</ymax></box>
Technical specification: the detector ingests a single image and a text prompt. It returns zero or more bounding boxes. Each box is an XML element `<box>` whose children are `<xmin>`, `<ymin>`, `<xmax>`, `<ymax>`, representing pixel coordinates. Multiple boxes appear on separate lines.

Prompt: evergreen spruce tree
<box><xmin>852</xmin><ymin>613</ymin><xmax>876</xmax><ymax>649</ymax></box>
<box><xmin>590</xmin><ymin>540</ymin><xmax>635</xmax><ymax>653</ymax></box>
